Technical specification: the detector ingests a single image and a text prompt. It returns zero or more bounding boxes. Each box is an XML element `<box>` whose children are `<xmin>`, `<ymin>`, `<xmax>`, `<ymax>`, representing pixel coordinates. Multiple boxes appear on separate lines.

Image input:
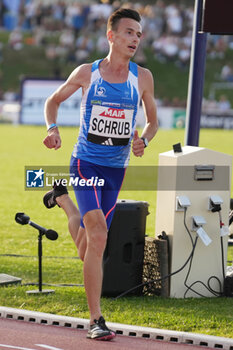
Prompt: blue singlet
<box><xmin>72</xmin><ymin>59</ymin><xmax>140</xmax><ymax>168</ymax></box>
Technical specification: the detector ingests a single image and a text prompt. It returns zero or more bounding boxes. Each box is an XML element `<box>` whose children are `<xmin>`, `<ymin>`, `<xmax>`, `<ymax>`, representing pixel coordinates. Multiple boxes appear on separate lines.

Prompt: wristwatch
<box><xmin>141</xmin><ymin>137</ymin><xmax>149</xmax><ymax>148</ymax></box>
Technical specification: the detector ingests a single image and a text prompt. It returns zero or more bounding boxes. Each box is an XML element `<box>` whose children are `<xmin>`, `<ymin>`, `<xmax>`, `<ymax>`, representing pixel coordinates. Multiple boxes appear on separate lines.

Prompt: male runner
<box><xmin>43</xmin><ymin>8</ymin><xmax>158</xmax><ymax>341</ymax></box>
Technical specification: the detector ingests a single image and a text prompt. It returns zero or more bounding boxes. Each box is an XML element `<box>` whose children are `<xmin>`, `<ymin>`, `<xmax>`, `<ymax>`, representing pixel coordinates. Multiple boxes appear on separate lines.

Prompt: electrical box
<box><xmin>155</xmin><ymin>146</ymin><xmax>232</xmax><ymax>298</ymax></box>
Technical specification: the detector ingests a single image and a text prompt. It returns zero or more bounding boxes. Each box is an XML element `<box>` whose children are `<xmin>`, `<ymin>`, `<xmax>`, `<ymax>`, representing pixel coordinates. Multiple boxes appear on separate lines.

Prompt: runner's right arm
<box><xmin>43</xmin><ymin>64</ymin><xmax>91</xmax><ymax>150</ymax></box>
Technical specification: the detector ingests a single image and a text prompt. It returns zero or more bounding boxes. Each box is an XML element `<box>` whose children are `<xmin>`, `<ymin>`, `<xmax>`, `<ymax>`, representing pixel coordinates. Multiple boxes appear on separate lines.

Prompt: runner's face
<box><xmin>109</xmin><ymin>18</ymin><xmax>142</xmax><ymax>58</ymax></box>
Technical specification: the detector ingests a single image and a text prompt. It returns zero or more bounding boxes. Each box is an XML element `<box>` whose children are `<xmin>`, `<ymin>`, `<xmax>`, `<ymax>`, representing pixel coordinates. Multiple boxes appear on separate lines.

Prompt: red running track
<box><xmin>0</xmin><ymin>318</ymin><xmax>212</xmax><ymax>350</ymax></box>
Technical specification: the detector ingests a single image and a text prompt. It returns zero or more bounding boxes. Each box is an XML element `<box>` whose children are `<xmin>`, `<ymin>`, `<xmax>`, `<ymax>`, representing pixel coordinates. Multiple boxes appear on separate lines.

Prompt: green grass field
<box><xmin>0</xmin><ymin>124</ymin><xmax>233</xmax><ymax>338</ymax></box>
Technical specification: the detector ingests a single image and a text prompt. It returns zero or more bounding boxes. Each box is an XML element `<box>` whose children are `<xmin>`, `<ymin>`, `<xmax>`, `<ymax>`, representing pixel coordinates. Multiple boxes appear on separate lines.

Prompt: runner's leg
<box><xmin>83</xmin><ymin>208</ymin><xmax>107</xmax><ymax>324</ymax></box>
<box><xmin>55</xmin><ymin>194</ymin><xmax>85</xmax><ymax>258</ymax></box>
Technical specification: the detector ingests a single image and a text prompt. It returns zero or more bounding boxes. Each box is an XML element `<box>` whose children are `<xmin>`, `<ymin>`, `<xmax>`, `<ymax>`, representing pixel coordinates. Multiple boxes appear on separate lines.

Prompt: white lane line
<box><xmin>36</xmin><ymin>345</ymin><xmax>64</xmax><ymax>350</ymax></box>
<box><xmin>0</xmin><ymin>344</ymin><xmax>37</xmax><ymax>350</ymax></box>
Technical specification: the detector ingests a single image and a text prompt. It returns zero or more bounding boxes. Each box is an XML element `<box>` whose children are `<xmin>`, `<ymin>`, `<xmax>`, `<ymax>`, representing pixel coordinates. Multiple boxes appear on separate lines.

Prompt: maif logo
<box><xmin>99</xmin><ymin>108</ymin><xmax>125</xmax><ymax>119</ymax></box>
<box><xmin>26</xmin><ymin>168</ymin><xmax>44</xmax><ymax>188</ymax></box>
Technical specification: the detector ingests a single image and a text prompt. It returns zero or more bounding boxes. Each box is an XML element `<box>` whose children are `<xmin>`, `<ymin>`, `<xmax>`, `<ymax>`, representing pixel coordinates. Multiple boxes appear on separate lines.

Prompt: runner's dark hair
<box><xmin>107</xmin><ymin>8</ymin><xmax>141</xmax><ymax>31</ymax></box>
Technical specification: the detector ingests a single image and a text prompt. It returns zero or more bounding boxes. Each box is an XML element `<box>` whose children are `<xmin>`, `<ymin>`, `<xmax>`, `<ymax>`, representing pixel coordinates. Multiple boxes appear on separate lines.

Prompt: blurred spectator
<box><xmin>218</xmin><ymin>95</ymin><xmax>231</xmax><ymax>111</ymax></box>
<box><xmin>142</xmin><ymin>5</ymin><xmax>164</xmax><ymax>43</ymax></box>
<box><xmin>45</xmin><ymin>44</ymin><xmax>58</xmax><ymax>60</ymax></box>
<box><xmin>8</xmin><ymin>28</ymin><xmax>23</xmax><ymax>50</ymax></box>
<box><xmin>23</xmin><ymin>0</ymin><xmax>37</xmax><ymax>30</ymax></box>
<box><xmin>72</xmin><ymin>5</ymin><xmax>86</xmax><ymax>35</ymax></box>
<box><xmin>33</xmin><ymin>27</ymin><xmax>46</xmax><ymax>46</ymax></box>
<box><xmin>2</xmin><ymin>0</ymin><xmax>233</xmax><ymax>109</ymax></box>
<box><xmin>202</xmin><ymin>98</ymin><xmax>218</xmax><ymax>112</ymax></box>
<box><xmin>165</xmin><ymin>4</ymin><xmax>183</xmax><ymax>35</ymax></box>
<box><xmin>184</xmin><ymin>6</ymin><xmax>194</xmax><ymax>30</ymax></box>
<box><xmin>171</xmin><ymin>97</ymin><xmax>185</xmax><ymax>108</ymax></box>
<box><xmin>96</xmin><ymin>32</ymin><xmax>109</xmax><ymax>54</ymax></box>
<box><xmin>0</xmin><ymin>0</ymin><xmax>232</xmax><ymax>68</ymax></box>
<box><xmin>208</xmin><ymin>36</ymin><xmax>228</xmax><ymax>59</ymax></box>
<box><xmin>59</xmin><ymin>29</ymin><xmax>75</xmax><ymax>49</ymax></box>
<box><xmin>153</xmin><ymin>35</ymin><xmax>179</xmax><ymax>62</ymax></box>
<box><xmin>65</xmin><ymin>3</ymin><xmax>82</xmax><ymax>29</ymax></box>
<box><xmin>88</xmin><ymin>2</ymin><xmax>112</xmax><ymax>23</ymax></box>
<box><xmin>52</xmin><ymin>2</ymin><xmax>65</xmax><ymax>22</ymax></box>
<box><xmin>0</xmin><ymin>1</ymin><xmax>7</xmax><ymax>27</ymax></box>
<box><xmin>3</xmin><ymin>89</ymin><xmax>18</xmax><ymax>102</ymax></box>
<box><xmin>176</xmin><ymin>42</ymin><xmax>190</xmax><ymax>69</ymax></box>
<box><xmin>163</xmin><ymin>35</ymin><xmax>179</xmax><ymax>61</ymax></box>
<box><xmin>220</xmin><ymin>63</ymin><xmax>233</xmax><ymax>82</ymax></box>
<box><xmin>75</xmin><ymin>31</ymin><xmax>94</xmax><ymax>64</ymax></box>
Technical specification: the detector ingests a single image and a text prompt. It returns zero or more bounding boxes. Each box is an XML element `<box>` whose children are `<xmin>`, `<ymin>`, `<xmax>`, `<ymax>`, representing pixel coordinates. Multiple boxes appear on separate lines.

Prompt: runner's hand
<box><xmin>132</xmin><ymin>130</ymin><xmax>144</xmax><ymax>157</ymax></box>
<box><xmin>43</xmin><ymin>128</ymin><xmax>61</xmax><ymax>150</ymax></box>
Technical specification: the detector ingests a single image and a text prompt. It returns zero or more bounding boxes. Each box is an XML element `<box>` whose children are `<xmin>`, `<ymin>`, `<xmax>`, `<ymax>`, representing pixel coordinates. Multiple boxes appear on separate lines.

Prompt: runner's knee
<box><xmin>84</xmin><ymin>212</ymin><xmax>107</xmax><ymax>254</ymax></box>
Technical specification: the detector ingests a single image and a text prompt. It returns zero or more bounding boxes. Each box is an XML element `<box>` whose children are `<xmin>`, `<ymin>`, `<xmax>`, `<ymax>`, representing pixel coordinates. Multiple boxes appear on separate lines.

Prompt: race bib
<box><xmin>87</xmin><ymin>105</ymin><xmax>133</xmax><ymax>146</ymax></box>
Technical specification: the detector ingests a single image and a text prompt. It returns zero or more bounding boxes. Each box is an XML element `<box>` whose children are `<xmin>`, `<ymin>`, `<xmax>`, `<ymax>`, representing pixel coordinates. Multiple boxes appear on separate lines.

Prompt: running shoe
<box><xmin>43</xmin><ymin>181</ymin><xmax>68</xmax><ymax>209</ymax></box>
<box><xmin>86</xmin><ymin>316</ymin><xmax>116</xmax><ymax>341</ymax></box>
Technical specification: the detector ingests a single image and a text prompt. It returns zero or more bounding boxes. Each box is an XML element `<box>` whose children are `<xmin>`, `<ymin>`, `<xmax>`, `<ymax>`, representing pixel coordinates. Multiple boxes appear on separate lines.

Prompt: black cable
<box><xmin>183</xmin><ymin>206</ymin><xmax>194</xmax><ymax>246</ymax></box>
<box><xmin>218</xmin><ymin>211</ymin><xmax>226</xmax><ymax>281</ymax></box>
<box><xmin>206</xmin><ymin>212</ymin><xmax>225</xmax><ymax>296</ymax></box>
<box><xmin>114</xmin><ymin>208</ymin><xmax>198</xmax><ymax>300</ymax></box>
<box><xmin>184</xmin><ymin>245</ymin><xmax>222</xmax><ymax>298</ymax></box>
<box><xmin>183</xmin><ymin>208</ymin><xmax>225</xmax><ymax>298</ymax></box>
<box><xmin>207</xmin><ymin>276</ymin><xmax>222</xmax><ymax>296</ymax></box>
<box><xmin>206</xmin><ymin>210</ymin><xmax>225</xmax><ymax>296</ymax></box>
<box><xmin>182</xmin><ymin>209</ymin><xmax>219</xmax><ymax>298</ymax></box>
<box><xmin>184</xmin><ymin>278</ymin><xmax>222</xmax><ymax>298</ymax></box>
<box><xmin>182</xmin><ymin>210</ymin><xmax>214</xmax><ymax>298</ymax></box>
<box><xmin>183</xmin><ymin>208</ymin><xmax>211</xmax><ymax>298</ymax></box>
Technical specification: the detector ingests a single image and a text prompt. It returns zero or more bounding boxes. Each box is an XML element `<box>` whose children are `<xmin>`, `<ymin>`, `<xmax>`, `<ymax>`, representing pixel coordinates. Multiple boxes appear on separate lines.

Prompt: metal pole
<box><xmin>38</xmin><ymin>232</ymin><xmax>43</xmax><ymax>292</ymax></box>
<box><xmin>184</xmin><ymin>0</ymin><xmax>207</xmax><ymax>146</ymax></box>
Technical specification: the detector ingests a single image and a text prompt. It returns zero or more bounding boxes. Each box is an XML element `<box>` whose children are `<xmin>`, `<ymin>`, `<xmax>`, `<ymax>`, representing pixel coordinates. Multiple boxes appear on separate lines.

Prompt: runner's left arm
<box><xmin>132</xmin><ymin>68</ymin><xmax>158</xmax><ymax>157</ymax></box>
